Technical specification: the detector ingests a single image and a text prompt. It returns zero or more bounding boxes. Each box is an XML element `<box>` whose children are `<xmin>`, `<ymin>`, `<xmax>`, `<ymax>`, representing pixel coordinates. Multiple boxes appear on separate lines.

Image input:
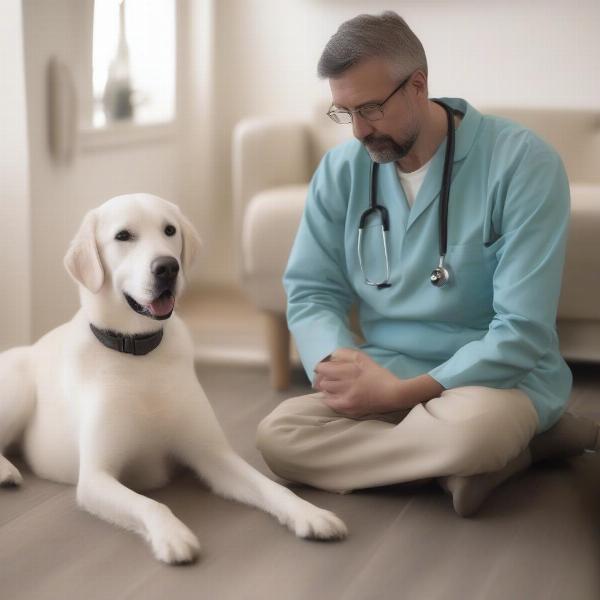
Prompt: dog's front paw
<box><xmin>286</xmin><ymin>501</ymin><xmax>348</xmax><ymax>541</ymax></box>
<box><xmin>0</xmin><ymin>456</ymin><xmax>23</xmax><ymax>488</ymax></box>
<box><xmin>146</xmin><ymin>505</ymin><xmax>201</xmax><ymax>565</ymax></box>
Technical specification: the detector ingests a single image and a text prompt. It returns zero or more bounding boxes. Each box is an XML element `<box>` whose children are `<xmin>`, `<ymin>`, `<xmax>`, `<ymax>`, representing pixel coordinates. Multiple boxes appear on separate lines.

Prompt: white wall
<box><xmin>213</xmin><ymin>0</ymin><xmax>600</xmax><ymax>119</ymax></box>
<box><xmin>0</xmin><ymin>0</ymin><xmax>32</xmax><ymax>350</ymax></box>
<box><xmin>203</xmin><ymin>0</ymin><xmax>600</xmax><ymax>285</ymax></box>
<box><xmin>177</xmin><ymin>0</ymin><xmax>224</xmax><ymax>286</ymax></box>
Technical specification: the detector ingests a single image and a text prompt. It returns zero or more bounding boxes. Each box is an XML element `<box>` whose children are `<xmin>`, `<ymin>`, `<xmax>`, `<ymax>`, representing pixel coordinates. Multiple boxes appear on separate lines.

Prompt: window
<box><xmin>92</xmin><ymin>0</ymin><xmax>175</xmax><ymax>128</ymax></box>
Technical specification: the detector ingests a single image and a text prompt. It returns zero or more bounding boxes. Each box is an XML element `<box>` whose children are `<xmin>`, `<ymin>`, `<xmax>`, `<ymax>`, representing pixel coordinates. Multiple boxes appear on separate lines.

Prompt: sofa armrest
<box><xmin>232</xmin><ymin>117</ymin><xmax>312</xmax><ymax>279</ymax></box>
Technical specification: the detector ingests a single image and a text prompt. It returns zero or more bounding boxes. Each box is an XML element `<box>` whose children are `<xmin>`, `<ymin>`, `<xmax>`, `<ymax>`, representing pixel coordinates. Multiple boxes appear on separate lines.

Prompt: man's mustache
<box><xmin>362</xmin><ymin>133</ymin><xmax>394</xmax><ymax>146</ymax></box>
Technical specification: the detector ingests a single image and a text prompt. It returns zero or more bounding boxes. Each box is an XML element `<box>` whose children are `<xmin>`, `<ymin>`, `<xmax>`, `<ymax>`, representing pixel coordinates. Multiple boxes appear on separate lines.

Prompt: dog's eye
<box><xmin>164</xmin><ymin>225</ymin><xmax>176</xmax><ymax>237</ymax></box>
<box><xmin>115</xmin><ymin>230</ymin><xmax>133</xmax><ymax>242</ymax></box>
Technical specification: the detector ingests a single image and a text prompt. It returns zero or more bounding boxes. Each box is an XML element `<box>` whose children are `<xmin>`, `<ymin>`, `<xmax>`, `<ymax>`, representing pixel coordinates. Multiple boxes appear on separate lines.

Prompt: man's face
<box><xmin>329</xmin><ymin>58</ymin><xmax>420</xmax><ymax>163</ymax></box>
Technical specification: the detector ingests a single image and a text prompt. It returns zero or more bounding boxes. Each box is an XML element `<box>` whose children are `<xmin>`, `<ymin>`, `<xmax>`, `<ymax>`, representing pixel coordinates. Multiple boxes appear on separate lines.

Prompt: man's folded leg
<box><xmin>256</xmin><ymin>386</ymin><xmax>539</xmax><ymax>508</ymax></box>
<box><xmin>442</xmin><ymin>410</ymin><xmax>600</xmax><ymax>517</ymax></box>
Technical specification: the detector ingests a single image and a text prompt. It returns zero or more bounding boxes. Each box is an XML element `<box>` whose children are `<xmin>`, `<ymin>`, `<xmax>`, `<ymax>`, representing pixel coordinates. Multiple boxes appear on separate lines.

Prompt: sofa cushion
<box><xmin>558</xmin><ymin>185</ymin><xmax>600</xmax><ymax>320</ymax></box>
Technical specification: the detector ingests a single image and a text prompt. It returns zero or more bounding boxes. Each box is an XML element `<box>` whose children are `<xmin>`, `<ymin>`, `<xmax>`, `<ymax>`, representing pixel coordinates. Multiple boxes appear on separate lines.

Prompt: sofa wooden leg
<box><xmin>263</xmin><ymin>311</ymin><xmax>291</xmax><ymax>390</ymax></box>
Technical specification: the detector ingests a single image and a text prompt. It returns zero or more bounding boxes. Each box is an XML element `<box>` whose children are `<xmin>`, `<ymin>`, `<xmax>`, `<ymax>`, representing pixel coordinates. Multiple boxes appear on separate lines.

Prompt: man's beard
<box><xmin>362</xmin><ymin>132</ymin><xmax>418</xmax><ymax>163</ymax></box>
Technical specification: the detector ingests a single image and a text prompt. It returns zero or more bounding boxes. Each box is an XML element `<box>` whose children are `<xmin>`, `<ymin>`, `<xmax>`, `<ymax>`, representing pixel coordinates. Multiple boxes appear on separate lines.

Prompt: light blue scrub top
<box><xmin>284</xmin><ymin>97</ymin><xmax>572</xmax><ymax>433</ymax></box>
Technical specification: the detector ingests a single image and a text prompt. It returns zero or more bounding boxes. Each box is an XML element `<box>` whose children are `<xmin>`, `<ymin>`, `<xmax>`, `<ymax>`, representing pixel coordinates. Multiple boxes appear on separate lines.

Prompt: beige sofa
<box><xmin>232</xmin><ymin>103</ymin><xmax>600</xmax><ymax>389</ymax></box>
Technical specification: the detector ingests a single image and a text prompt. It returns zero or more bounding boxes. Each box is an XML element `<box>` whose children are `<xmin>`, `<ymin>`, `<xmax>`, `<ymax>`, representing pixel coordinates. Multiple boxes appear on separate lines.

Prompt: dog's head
<box><xmin>64</xmin><ymin>194</ymin><xmax>201</xmax><ymax>322</ymax></box>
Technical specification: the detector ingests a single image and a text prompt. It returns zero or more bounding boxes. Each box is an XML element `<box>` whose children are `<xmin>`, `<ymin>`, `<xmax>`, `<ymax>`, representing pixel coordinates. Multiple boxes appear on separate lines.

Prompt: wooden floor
<box><xmin>1</xmin><ymin>288</ymin><xmax>599</xmax><ymax>599</ymax></box>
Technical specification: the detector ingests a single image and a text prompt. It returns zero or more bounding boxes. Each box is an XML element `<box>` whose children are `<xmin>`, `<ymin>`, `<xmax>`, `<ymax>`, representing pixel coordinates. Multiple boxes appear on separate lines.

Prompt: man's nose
<box><xmin>352</xmin><ymin>113</ymin><xmax>375</xmax><ymax>139</ymax></box>
<box><xmin>151</xmin><ymin>256</ymin><xmax>180</xmax><ymax>281</ymax></box>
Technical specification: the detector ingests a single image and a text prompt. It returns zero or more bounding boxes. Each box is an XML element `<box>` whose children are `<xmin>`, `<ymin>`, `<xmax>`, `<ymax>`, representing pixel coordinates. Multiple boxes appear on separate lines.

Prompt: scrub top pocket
<box><xmin>445</xmin><ymin>241</ymin><xmax>495</xmax><ymax>322</ymax></box>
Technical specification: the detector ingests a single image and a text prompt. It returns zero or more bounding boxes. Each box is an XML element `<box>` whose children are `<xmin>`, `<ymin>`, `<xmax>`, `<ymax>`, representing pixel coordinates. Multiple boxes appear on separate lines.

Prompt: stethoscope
<box><xmin>357</xmin><ymin>99</ymin><xmax>456</xmax><ymax>289</ymax></box>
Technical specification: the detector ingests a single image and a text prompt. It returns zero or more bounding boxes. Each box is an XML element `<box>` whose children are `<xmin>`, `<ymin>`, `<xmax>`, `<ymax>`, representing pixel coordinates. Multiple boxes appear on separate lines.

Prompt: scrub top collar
<box><xmin>435</xmin><ymin>97</ymin><xmax>482</xmax><ymax>162</ymax></box>
<box><xmin>383</xmin><ymin>97</ymin><xmax>483</xmax><ymax>231</ymax></box>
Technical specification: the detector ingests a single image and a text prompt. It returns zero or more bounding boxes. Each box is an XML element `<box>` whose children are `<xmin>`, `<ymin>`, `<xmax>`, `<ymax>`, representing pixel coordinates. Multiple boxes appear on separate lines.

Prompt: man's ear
<box><xmin>64</xmin><ymin>210</ymin><xmax>104</xmax><ymax>293</ymax></box>
<box><xmin>177</xmin><ymin>209</ymin><xmax>202</xmax><ymax>276</ymax></box>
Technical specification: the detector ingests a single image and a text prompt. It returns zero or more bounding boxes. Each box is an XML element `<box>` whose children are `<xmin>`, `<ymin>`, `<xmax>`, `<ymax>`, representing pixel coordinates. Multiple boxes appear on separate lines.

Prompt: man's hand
<box><xmin>313</xmin><ymin>348</ymin><xmax>445</xmax><ymax>418</ymax></box>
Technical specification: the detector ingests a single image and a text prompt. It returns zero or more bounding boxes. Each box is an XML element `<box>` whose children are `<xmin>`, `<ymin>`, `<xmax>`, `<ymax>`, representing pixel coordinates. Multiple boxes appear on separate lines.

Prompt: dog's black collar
<box><xmin>89</xmin><ymin>323</ymin><xmax>163</xmax><ymax>356</ymax></box>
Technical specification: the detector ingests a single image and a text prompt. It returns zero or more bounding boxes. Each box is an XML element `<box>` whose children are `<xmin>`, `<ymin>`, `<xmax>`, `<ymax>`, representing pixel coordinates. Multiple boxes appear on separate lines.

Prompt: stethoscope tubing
<box><xmin>435</xmin><ymin>98</ymin><xmax>455</xmax><ymax>260</ymax></box>
<box><xmin>358</xmin><ymin>99</ymin><xmax>456</xmax><ymax>289</ymax></box>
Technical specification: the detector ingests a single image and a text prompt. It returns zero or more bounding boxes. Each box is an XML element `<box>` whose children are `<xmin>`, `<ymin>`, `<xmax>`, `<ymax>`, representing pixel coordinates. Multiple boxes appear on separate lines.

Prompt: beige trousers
<box><xmin>256</xmin><ymin>386</ymin><xmax>540</xmax><ymax>493</ymax></box>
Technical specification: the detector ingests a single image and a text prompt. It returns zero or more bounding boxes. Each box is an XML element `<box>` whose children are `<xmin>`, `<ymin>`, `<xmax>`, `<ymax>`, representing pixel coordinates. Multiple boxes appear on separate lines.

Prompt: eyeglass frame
<box><xmin>326</xmin><ymin>71</ymin><xmax>414</xmax><ymax>124</ymax></box>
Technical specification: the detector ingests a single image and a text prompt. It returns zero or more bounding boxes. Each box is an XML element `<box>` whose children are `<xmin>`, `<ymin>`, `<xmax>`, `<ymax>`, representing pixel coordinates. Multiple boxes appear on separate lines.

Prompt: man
<box><xmin>256</xmin><ymin>11</ymin><xmax>599</xmax><ymax>516</ymax></box>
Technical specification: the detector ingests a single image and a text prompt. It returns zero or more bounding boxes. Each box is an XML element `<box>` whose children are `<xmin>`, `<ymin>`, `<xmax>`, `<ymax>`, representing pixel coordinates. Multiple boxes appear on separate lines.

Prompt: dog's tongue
<box><xmin>149</xmin><ymin>293</ymin><xmax>175</xmax><ymax>317</ymax></box>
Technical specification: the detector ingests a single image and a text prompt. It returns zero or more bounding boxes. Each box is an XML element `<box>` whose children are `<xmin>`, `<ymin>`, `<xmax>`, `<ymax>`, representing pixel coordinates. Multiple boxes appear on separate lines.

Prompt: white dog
<box><xmin>0</xmin><ymin>194</ymin><xmax>346</xmax><ymax>564</ymax></box>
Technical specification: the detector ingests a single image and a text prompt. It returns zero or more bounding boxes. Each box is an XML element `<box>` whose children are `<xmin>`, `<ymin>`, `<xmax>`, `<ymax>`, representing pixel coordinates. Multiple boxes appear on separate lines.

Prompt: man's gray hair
<box><xmin>317</xmin><ymin>11</ymin><xmax>428</xmax><ymax>80</ymax></box>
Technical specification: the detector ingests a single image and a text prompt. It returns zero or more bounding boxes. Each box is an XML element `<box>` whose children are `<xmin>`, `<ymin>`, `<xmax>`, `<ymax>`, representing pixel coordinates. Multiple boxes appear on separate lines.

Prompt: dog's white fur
<box><xmin>0</xmin><ymin>194</ymin><xmax>346</xmax><ymax>564</ymax></box>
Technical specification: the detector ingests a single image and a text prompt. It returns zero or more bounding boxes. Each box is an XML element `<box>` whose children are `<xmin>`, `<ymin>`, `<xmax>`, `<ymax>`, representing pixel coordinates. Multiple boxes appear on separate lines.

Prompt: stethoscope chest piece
<box><xmin>430</xmin><ymin>256</ymin><xmax>451</xmax><ymax>287</ymax></box>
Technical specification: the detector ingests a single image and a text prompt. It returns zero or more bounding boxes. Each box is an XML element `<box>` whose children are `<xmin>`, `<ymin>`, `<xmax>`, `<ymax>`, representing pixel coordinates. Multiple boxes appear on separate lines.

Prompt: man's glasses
<box><xmin>327</xmin><ymin>72</ymin><xmax>413</xmax><ymax>124</ymax></box>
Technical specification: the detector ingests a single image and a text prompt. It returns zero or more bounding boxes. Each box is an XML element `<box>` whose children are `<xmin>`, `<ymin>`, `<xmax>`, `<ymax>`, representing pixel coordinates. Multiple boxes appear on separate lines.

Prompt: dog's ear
<box><xmin>64</xmin><ymin>210</ymin><xmax>104</xmax><ymax>293</ymax></box>
<box><xmin>177</xmin><ymin>209</ymin><xmax>202</xmax><ymax>275</ymax></box>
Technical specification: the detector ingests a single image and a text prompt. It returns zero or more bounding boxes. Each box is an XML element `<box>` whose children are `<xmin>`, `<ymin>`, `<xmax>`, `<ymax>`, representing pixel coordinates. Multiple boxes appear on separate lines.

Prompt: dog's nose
<box><xmin>151</xmin><ymin>257</ymin><xmax>180</xmax><ymax>281</ymax></box>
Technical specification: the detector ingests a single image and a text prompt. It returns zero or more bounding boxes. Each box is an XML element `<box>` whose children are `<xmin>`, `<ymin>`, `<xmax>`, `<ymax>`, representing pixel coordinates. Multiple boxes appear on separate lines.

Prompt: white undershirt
<box><xmin>395</xmin><ymin>156</ymin><xmax>434</xmax><ymax>207</ymax></box>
